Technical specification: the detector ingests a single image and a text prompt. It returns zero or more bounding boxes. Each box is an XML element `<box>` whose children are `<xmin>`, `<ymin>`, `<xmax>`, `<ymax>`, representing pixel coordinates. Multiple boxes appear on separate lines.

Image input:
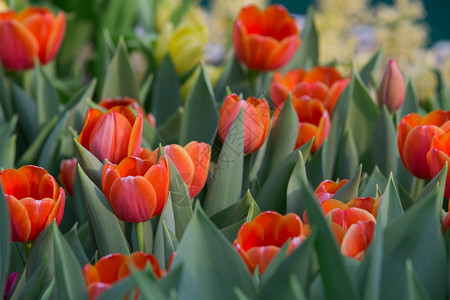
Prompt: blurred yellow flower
<box><xmin>181</xmin><ymin>64</ymin><xmax>223</xmax><ymax>100</ymax></box>
<box><xmin>0</xmin><ymin>0</ymin><xmax>8</xmax><ymax>12</ymax></box>
<box><xmin>155</xmin><ymin>0</ymin><xmax>182</xmax><ymax>31</ymax></box>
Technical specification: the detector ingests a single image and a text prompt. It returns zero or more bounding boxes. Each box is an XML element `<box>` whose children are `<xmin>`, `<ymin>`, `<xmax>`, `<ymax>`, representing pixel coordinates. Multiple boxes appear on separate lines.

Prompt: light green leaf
<box><xmin>35</xmin><ymin>63</ymin><xmax>60</xmax><ymax>131</ymax></box>
<box><xmin>74</xmin><ymin>139</ymin><xmax>103</xmax><ymax>188</ymax></box>
<box><xmin>286</xmin><ymin>151</ymin><xmax>308</xmax><ymax>215</ymax></box>
<box><xmin>359</xmin><ymin>46</ymin><xmax>385</xmax><ymax>88</ymax></box>
<box><xmin>214</xmin><ymin>55</ymin><xmax>248</xmax><ymax>103</ymax></box>
<box><xmin>406</xmin><ymin>260</ymin><xmax>431</xmax><ymax>300</ymax></box>
<box><xmin>63</xmin><ymin>225</ymin><xmax>90</xmax><ymax>267</ymax></box>
<box><xmin>333</xmin><ymin>164</ymin><xmax>362</xmax><ymax>203</ymax></box>
<box><xmin>16</xmin><ymin>258</ymin><xmax>49</xmax><ymax>300</ymax></box>
<box><xmin>435</xmin><ymin>70</ymin><xmax>450</xmax><ymax>110</ymax></box>
<box><xmin>376</xmin><ymin>174</ymin><xmax>403</xmax><ymax>232</ymax></box>
<box><xmin>334</xmin><ymin>129</ymin><xmax>359</xmax><ymax>179</ymax></box>
<box><xmin>360</xmin><ymin>166</ymin><xmax>388</xmax><ymax>197</ymax></box>
<box><xmin>397</xmin><ymin>78</ymin><xmax>418</xmax><ymax>121</ymax></box>
<box><xmin>373</xmin><ymin>106</ymin><xmax>397</xmax><ymax>177</ymax></box>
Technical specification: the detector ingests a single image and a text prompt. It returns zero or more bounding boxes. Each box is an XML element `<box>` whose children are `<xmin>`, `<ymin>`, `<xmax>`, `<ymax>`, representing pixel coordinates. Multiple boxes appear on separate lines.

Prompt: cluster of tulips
<box><xmin>1</xmin><ymin>2</ymin><xmax>449</xmax><ymax>300</ymax></box>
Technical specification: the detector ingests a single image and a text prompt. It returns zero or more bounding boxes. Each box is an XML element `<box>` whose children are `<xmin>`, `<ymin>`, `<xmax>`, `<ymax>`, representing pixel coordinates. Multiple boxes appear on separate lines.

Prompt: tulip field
<box><xmin>0</xmin><ymin>0</ymin><xmax>449</xmax><ymax>299</ymax></box>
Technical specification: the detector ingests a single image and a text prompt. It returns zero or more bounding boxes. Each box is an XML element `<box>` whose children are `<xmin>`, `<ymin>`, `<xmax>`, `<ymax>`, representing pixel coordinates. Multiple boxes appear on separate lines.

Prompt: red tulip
<box><xmin>83</xmin><ymin>252</ymin><xmax>163</xmax><ymax>300</ymax></box>
<box><xmin>377</xmin><ymin>59</ymin><xmax>405</xmax><ymax>113</ymax></box>
<box><xmin>1</xmin><ymin>165</ymin><xmax>65</xmax><ymax>243</ymax></box>
<box><xmin>141</xmin><ymin>141</ymin><xmax>211</xmax><ymax>198</ymax></box>
<box><xmin>98</xmin><ymin>97</ymin><xmax>155</xmax><ymax>127</ymax></box>
<box><xmin>58</xmin><ymin>157</ymin><xmax>77</xmax><ymax>197</ymax></box>
<box><xmin>398</xmin><ymin>110</ymin><xmax>450</xmax><ymax>179</ymax></box>
<box><xmin>270</xmin><ymin>66</ymin><xmax>349</xmax><ymax>111</ymax></box>
<box><xmin>0</xmin><ymin>6</ymin><xmax>65</xmax><ymax>70</ymax></box>
<box><xmin>218</xmin><ymin>94</ymin><xmax>270</xmax><ymax>154</ymax></box>
<box><xmin>78</xmin><ymin>107</ymin><xmax>143</xmax><ymax>164</ymax></box>
<box><xmin>233</xmin><ymin>211</ymin><xmax>307</xmax><ymax>274</ymax></box>
<box><xmin>314</xmin><ymin>179</ymin><xmax>348</xmax><ymax>203</ymax></box>
<box><xmin>233</xmin><ymin>4</ymin><xmax>300</xmax><ymax>71</ymax></box>
<box><xmin>426</xmin><ymin>130</ymin><xmax>450</xmax><ymax>198</ymax></box>
<box><xmin>102</xmin><ymin>155</ymin><xmax>170</xmax><ymax>223</ymax></box>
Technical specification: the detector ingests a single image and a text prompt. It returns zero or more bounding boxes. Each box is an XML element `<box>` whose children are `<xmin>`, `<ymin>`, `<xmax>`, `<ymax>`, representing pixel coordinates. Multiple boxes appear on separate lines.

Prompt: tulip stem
<box><xmin>135</xmin><ymin>222</ymin><xmax>145</xmax><ymax>253</ymax></box>
<box><xmin>24</xmin><ymin>242</ymin><xmax>32</xmax><ymax>260</ymax></box>
<box><xmin>247</xmin><ymin>69</ymin><xmax>260</xmax><ymax>95</ymax></box>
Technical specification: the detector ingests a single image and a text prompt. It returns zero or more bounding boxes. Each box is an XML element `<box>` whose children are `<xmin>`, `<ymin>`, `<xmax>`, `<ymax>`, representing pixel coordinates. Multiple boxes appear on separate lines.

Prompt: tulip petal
<box><xmin>246</xmin><ymin>245</ymin><xmax>280</xmax><ymax>274</ymax></box>
<box><xmin>128</xmin><ymin>114</ymin><xmax>143</xmax><ymax>157</ymax></box>
<box><xmin>163</xmin><ymin>144</ymin><xmax>194</xmax><ymax>189</ymax></box>
<box><xmin>6</xmin><ymin>195</ymin><xmax>31</xmax><ymax>243</ymax></box>
<box><xmin>144</xmin><ymin>156</ymin><xmax>170</xmax><ymax>216</ymax></box>
<box><xmin>21</xmin><ymin>11</ymin><xmax>54</xmax><ymax>63</ymax></box>
<box><xmin>341</xmin><ymin>221</ymin><xmax>375</xmax><ymax>260</ymax></box>
<box><xmin>45</xmin><ymin>188</ymin><xmax>65</xmax><ymax>226</ymax></box>
<box><xmin>21</xmin><ymin>197</ymin><xmax>55</xmax><ymax>241</ymax></box>
<box><xmin>92</xmin><ymin>253</ymin><xmax>127</xmax><ymax>283</ymax></box>
<box><xmin>102</xmin><ymin>163</ymin><xmax>120</xmax><ymax>200</ymax></box>
<box><xmin>78</xmin><ymin>108</ymin><xmax>104</xmax><ymax>150</ymax></box>
<box><xmin>87</xmin><ymin>282</ymin><xmax>111</xmax><ymax>300</ymax></box>
<box><xmin>18</xmin><ymin>165</ymin><xmax>48</xmax><ymax>199</ymax></box>
<box><xmin>303</xmin><ymin>66</ymin><xmax>343</xmax><ymax>86</ymax></box>
<box><xmin>118</xmin><ymin>252</ymin><xmax>163</xmax><ymax>279</ymax></box>
<box><xmin>1</xmin><ymin>168</ymin><xmax>30</xmax><ymax>200</ymax></box>
<box><xmin>44</xmin><ymin>11</ymin><xmax>65</xmax><ymax>64</ymax></box>
<box><xmin>185</xmin><ymin>142</ymin><xmax>211</xmax><ymax>198</ymax></box>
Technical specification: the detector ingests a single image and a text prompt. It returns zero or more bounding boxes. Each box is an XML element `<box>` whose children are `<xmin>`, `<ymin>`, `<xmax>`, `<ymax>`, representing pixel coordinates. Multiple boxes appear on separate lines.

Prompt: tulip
<box><xmin>270</xmin><ymin>66</ymin><xmax>349</xmax><ymax>111</ymax></box>
<box><xmin>397</xmin><ymin>110</ymin><xmax>450</xmax><ymax>179</ymax></box>
<box><xmin>78</xmin><ymin>107</ymin><xmax>143</xmax><ymax>165</ymax></box>
<box><xmin>314</xmin><ymin>179</ymin><xmax>349</xmax><ymax>203</ymax></box>
<box><xmin>218</xmin><ymin>94</ymin><xmax>270</xmax><ymax>154</ymax></box>
<box><xmin>58</xmin><ymin>157</ymin><xmax>77</xmax><ymax>197</ymax></box>
<box><xmin>0</xmin><ymin>6</ymin><xmax>65</xmax><ymax>70</ymax></box>
<box><xmin>233</xmin><ymin>211</ymin><xmax>307</xmax><ymax>274</ymax></box>
<box><xmin>141</xmin><ymin>141</ymin><xmax>211</xmax><ymax>198</ymax></box>
<box><xmin>98</xmin><ymin>97</ymin><xmax>154</xmax><ymax>126</ymax></box>
<box><xmin>233</xmin><ymin>4</ymin><xmax>300</xmax><ymax>71</ymax></box>
<box><xmin>321</xmin><ymin>197</ymin><xmax>381</xmax><ymax>219</ymax></box>
<box><xmin>377</xmin><ymin>59</ymin><xmax>405</xmax><ymax>113</ymax></box>
<box><xmin>426</xmin><ymin>130</ymin><xmax>450</xmax><ymax>198</ymax></box>
<box><xmin>102</xmin><ymin>155</ymin><xmax>170</xmax><ymax>223</ymax></box>
<box><xmin>0</xmin><ymin>165</ymin><xmax>65</xmax><ymax>243</ymax></box>
<box><xmin>83</xmin><ymin>252</ymin><xmax>163</xmax><ymax>300</ymax></box>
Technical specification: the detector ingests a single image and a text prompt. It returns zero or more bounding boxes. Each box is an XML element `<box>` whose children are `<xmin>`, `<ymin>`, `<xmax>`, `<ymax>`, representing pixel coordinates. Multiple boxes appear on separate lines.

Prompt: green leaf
<box><xmin>0</xmin><ymin>62</ymin><xmax>12</xmax><ymax>120</ymax></box>
<box><xmin>35</xmin><ymin>63</ymin><xmax>60</xmax><ymax>131</ymax></box>
<box><xmin>360</xmin><ymin>166</ymin><xmax>388</xmax><ymax>197</ymax></box>
<box><xmin>204</xmin><ymin>110</ymin><xmax>244</xmax><ymax>215</ymax></box>
<box><xmin>345</xmin><ymin>68</ymin><xmax>380</xmax><ymax>171</ymax></box>
<box><xmin>153</xmin><ymin>221</ymin><xmax>178</xmax><ymax>270</ymax></box>
<box><xmin>373</xmin><ymin>106</ymin><xmax>397</xmax><ymax>177</ymax></box>
<box><xmin>415</xmin><ymin>164</ymin><xmax>447</xmax><ymax>216</ymax></box>
<box><xmin>171</xmin><ymin>204</ymin><xmax>257</xmax><ymax>299</ymax></box>
<box><xmin>170</xmin><ymin>0</ymin><xmax>194</xmax><ymax>26</ymax></box>
<box><xmin>16</xmin><ymin>258</ymin><xmax>49</xmax><ymax>300</ymax></box>
<box><xmin>78</xmin><ymin>164</ymin><xmax>130</xmax><ymax>256</ymax></box>
<box><xmin>300</xmin><ymin>178</ymin><xmax>359</xmax><ymax>300</ymax></box>
<box><xmin>286</xmin><ymin>151</ymin><xmax>308</xmax><ymax>215</ymax></box>
<box><xmin>63</xmin><ymin>225</ymin><xmax>89</xmax><ymax>267</ymax></box>
<box><xmin>0</xmin><ymin>116</ymin><xmax>17</xmax><ymax>169</ymax></box>
<box><xmin>306</xmin><ymin>138</ymin><xmax>327</xmax><ymax>188</ymax></box>
<box><xmin>283</xmin><ymin>6</ymin><xmax>318</xmax><ymax>70</ymax></box>
<box><xmin>102</xmin><ymin>0</ymin><xmax>139</xmax><ymax>36</ymax></box>
<box><xmin>0</xmin><ymin>186</ymin><xmax>10</xmax><ymax>293</ymax></box>
<box><xmin>258</xmin><ymin>95</ymin><xmax>299</xmax><ymax>184</ymax></box>
<box><xmin>10</xmin><ymin>83</ymin><xmax>37</xmax><ymax>145</ymax></box>
<box><xmin>156</xmin><ymin>108</ymin><xmax>183</xmax><ymax>145</ymax></box>
<box><xmin>359</xmin><ymin>46</ymin><xmax>385</xmax><ymax>88</ymax></box>
<box><xmin>333</xmin><ymin>164</ymin><xmax>362</xmax><ymax>203</ymax></box>
<box><xmin>130</xmin><ymin>267</ymin><xmax>166</xmax><ymax>300</ymax></box>
<box><xmin>435</xmin><ymin>70</ymin><xmax>450</xmax><ymax>110</ymax></box>
<box><xmin>376</xmin><ymin>174</ymin><xmax>404</xmax><ymax>231</ymax></box>
<box><xmin>334</xmin><ymin>129</ymin><xmax>359</xmax><ymax>179</ymax></box>
<box><xmin>380</xmin><ymin>186</ymin><xmax>447</xmax><ymax>300</ymax></box>
<box><xmin>74</xmin><ymin>139</ymin><xmax>103</xmax><ymax>188</ymax></box>
<box><xmin>101</xmin><ymin>38</ymin><xmax>140</xmax><ymax>101</ymax></box>
<box><xmin>257</xmin><ymin>142</ymin><xmax>312</xmax><ymax>213</ymax></box>
<box><xmin>397</xmin><ymin>78</ymin><xmax>418</xmax><ymax>121</ymax></box>
<box><xmin>179</xmin><ymin>63</ymin><xmax>219</xmax><ymax>144</ymax></box>
<box><xmin>214</xmin><ymin>55</ymin><xmax>248</xmax><ymax>103</ymax></box>
<box><xmin>39</xmin><ymin>279</ymin><xmax>54</xmax><ymax>300</ymax></box>
<box><xmin>406</xmin><ymin>260</ymin><xmax>431</xmax><ymax>300</ymax></box>
<box><xmin>64</xmin><ymin>79</ymin><xmax>97</xmax><ymax>131</ymax></box>
<box><xmin>150</xmin><ymin>55</ymin><xmax>182</xmax><ymax>126</ymax></box>
<box><xmin>96</xmin><ymin>276</ymin><xmax>135</xmax><ymax>300</ymax></box>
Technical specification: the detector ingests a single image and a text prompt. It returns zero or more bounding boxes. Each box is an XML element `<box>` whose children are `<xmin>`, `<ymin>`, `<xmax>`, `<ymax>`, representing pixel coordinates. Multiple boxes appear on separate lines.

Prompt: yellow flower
<box><xmin>0</xmin><ymin>0</ymin><xmax>8</xmax><ymax>12</ymax></box>
<box><xmin>181</xmin><ymin>64</ymin><xmax>223</xmax><ymax>100</ymax></box>
<box><xmin>155</xmin><ymin>19</ymin><xmax>208</xmax><ymax>75</ymax></box>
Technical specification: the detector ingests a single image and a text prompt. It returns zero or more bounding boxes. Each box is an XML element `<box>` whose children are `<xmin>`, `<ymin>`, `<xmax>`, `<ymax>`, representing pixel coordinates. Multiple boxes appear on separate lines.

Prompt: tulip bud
<box><xmin>377</xmin><ymin>59</ymin><xmax>405</xmax><ymax>113</ymax></box>
<box><xmin>58</xmin><ymin>157</ymin><xmax>78</xmax><ymax>197</ymax></box>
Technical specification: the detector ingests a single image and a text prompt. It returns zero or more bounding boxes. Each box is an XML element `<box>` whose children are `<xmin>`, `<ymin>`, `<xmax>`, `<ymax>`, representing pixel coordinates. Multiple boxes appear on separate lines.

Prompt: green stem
<box><xmin>24</xmin><ymin>241</ymin><xmax>32</xmax><ymax>260</ymax></box>
<box><xmin>247</xmin><ymin>69</ymin><xmax>260</xmax><ymax>95</ymax></box>
<box><xmin>412</xmin><ymin>178</ymin><xmax>425</xmax><ymax>201</ymax></box>
<box><xmin>135</xmin><ymin>222</ymin><xmax>144</xmax><ymax>253</ymax></box>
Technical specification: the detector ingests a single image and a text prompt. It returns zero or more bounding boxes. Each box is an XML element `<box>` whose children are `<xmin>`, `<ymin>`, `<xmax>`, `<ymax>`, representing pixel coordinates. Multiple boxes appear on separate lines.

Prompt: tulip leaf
<box><xmin>406</xmin><ymin>260</ymin><xmax>431</xmax><ymax>300</ymax></box>
<box><xmin>141</xmin><ymin>116</ymin><xmax>159</xmax><ymax>149</ymax></box>
<box><xmin>96</xmin><ymin>276</ymin><xmax>136</xmax><ymax>300</ymax></box>
<box><xmin>63</xmin><ymin>225</ymin><xmax>90</xmax><ymax>267</ymax></box>
<box><xmin>258</xmin><ymin>95</ymin><xmax>299</xmax><ymax>184</ymax></box>
<box><xmin>0</xmin><ymin>62</ymin><xmax>12</xmax><ymax>120</ymax></box>
<box><xmin>102</xmin><ymin>0</ymin><xmax>138</xmax><ymax>36</ymax></box>
<box><xmin>376</xmin><ymin>174</ymin><xmax>404</xmax><ymax>231</ymax></box>
<box><xmin>35</xmin><ymin>63</ymin><xmax>60</xmax><ymax>131</ymax></box>
<box><xmin>16</xmin><ymin>258</ymin><xmax>49</xmax><ymax>300</ymax></box>
<box><xmin>39</xmin><ymin>279</ymin><xmax>55</xmax><ymax>300</ymax></box>
<box><xmin>373</xmin><ymin>106</ymin><xmax>397</xmax><ymax>177</ymax></box>
<box><xmin>300</xmin><ymin>178</ymin><xmax>359</xmax><ymax>300</ymax></box>
<box><xmin>359</xmin><ymin>46</ymin><xmax>385</xmax><ymax>88</ymax></box>
<box><xmin>260</xmin><ymin>230</ymin><xmax>316</xmax><ymax>297</ymax></box>
<box><xmin>130</xmin><ymin>267</ymin><xmax>166</xmax><ymax>300</ymax></box>
<box><xmin>0</xmin><ymin>186</ymin><xmax>10</xmax><ymax>293</ymax></box>
<box><xmin>74</xmin><ymin>139</ymin><xmax>103</xmax><ymax>188</ymax></box>
<box><xmin>257</xmin><ymin>141</ymin><xmax>312</xmax><ymax>213</ymax></box>
<box><xmin>0</xmin><ymin>116</ymin><xmax>17</xmax><ymax>169</ymax></box>
<box><xmin>397</xmin><ymin>78</ymin><xmax>419</xmax><ymax>121</ymax></box>
<box><xmin>306</xmin><ymin>138</ymin><xmax>327</xmax><ymax>188</ymax></box>
<box><xmin>345</xmin><ymin>67</ymin><xmax>380</xmax><ymax>171</ymax></box>
<box><xmin>360</xmin><ymin>166</ymin><xmax>388</xmax><ymax>197</ymax></box>
<box><xmin>179</xmin><ymin>63</ymin><xmax>219</xmax><ymax>145</ymax></box>
<box><xmin>170</xmin><ymin>0</ymin><xmax>195</xmax><ymax>26</ymax></box>
<box><xmin>78</xmin><ymin>164</ymin><xmax>130</xmax><ymax>256</ymax></box>
<box><xmin>435</xmin><ymin>70</ymin><xmax>450</xmax><ymax>110</ymax></box>
<box><xmin>37</xmin><ymin>114</ymin><xmax>67</xmax><ymax>175</ymax></box>
<box><xmin>333</xmin><ymin>164</ymin><xmax>362</xmax><ymax>203</ymax></box>
<box><xmin>414</xmin><ymin>164</ymin><xmax>447</xmax><ymax>216</ymax></box>
<box><xmin>214</xmin><ymin>54</ymin><xmax>248</xmax><ymax>104</ymax></box>
<box><xmin>380</xmin><ymin>186</ymin><xmax>447</xmax><ymax>300</ymax></box>
<box><xmin>64</xmin><ymin>79</ymin><xmax>97</xmax><ymax>131</ymax></box>
<box><xmin>283</xmin><ymin>6</ymin><xmax>318</xmax><ymax>70</ymax></box>
<box><xmin>10</xmin><ymin>83</ymin><xmax>37</xmax><ymax>145</ymax></box>
<box><xmin>334</xmin><ymin>129</ymin><xmax>359</xmax><ymax>180</ymax></box>
<box><xmin>16</xmin><ymin>114</ymin><xmax>57</xmax><ymax>165</ymax></box>
<box><xmin>154</xmin><ymin>196</ymin><xmax>179</xmax><ymax>269</ymax></box>
<box><xmin>286</xmin><ymin>151</ymin><xmax>308</xmax><ymax>215</ymax></box>
<box><xmin>171</xmin><ymin>204</ymin><xmax>257</xmax><ymax>299</ymax></box>
<box><xmin>204</xmin><ymin>110</ymin><xmax>244</xmax><ymax>216</ymax></box>
<box><xmin>101</xmin><ymin>38</ymin><xmax>140</xmax><ymax>102</ymax></box>
<box><xmin>156</xmin><ymin>107</ymin><xmax>184</xmax><ymax>145</ymax></box>
<box><xmin>150</xmin><ymin>55</ymin><xmax>182</xmax><ymax>126</ymax></box>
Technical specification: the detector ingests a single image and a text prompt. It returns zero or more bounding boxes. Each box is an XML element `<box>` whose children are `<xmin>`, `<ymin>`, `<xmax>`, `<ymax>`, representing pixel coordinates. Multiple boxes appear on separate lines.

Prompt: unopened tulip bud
<box><xmin>377</xmin><ymin>59</ymin><xmax>405</xmax><ymax>113</ymax></box>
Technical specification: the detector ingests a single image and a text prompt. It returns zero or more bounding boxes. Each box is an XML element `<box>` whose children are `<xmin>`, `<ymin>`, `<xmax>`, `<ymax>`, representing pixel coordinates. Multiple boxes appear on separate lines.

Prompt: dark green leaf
<box><xmin>334</xmin><ymin>129</ymin><xmax>359</xmax><ymax>179</ymax></box>
<box><xmin>0</xmin><ymin>62</ymin><xmax>12</xmax><ymax>120</ymax></box>
<box><xmin>64</xmin><ymin>79</ymin><xmax>97</xmax><ymax>131</ymax></box>
<box><xmin>0</xmin><ymin>186</ymin><xmax>10</xmax><ymax>293</ymax></box>
<box><xmin>397</xmin><ymin>78</ymin><xmax>418</xmax><ymax>121</ymax></box>
<box><xmin>376</xmin><ymin>174</ymin><xmax>404</xmax><ymax>232</ymax></box>
<box><xmin>360</xmin><ymin>166</ymin><xmax>388</xmax><ymax>197</ymax></box>
<box><xmin>214</xmin><ymin>55</ymin><xmax>248</xmax><ymax>103</ymax></box>
<box><xmin>359</xmin><ymin>46</ymin><xmax>385</xmax><ymax>88</ymax></box>
<box><xmin>74</xmin><ymin>139</ymin><xmax>103</xmax><ymax>188</ymax></box>
<box><xmin>35</xmin><ymin>63</ymin><xmax>60</xmax><ymax>131</ymax></box>
<box><xmin>97</xmin><ymin>276</ymin><xmax>135</xmax><ymax>300</ymax></box>
<box><xmin>179</xmin><ymin>63</ymin><xmax>218</xmax><ymax>144</ymax></box>
<box><xmin>11</xmin><ymin>83</ymin><xmax>37</xmax><ymax>145</ymax></box>
<box><xmin>172</xmin><ymin>204</ymin><xmax>257</xmax><ymax>299</ymax></box>
<box><xmin>130</xmin><ymin>267</ymin><xmax>166</xmax><ymax>300</ymax></box>
<box><xmin>204</xmin><ymin>110</ymin><xmax>244</xmax><ymax>215</ymax></box>
<box><xmin>373</xmin><ymin>106</ymin><xmax>397</xmax><ymax>177</ymax></box>
<box><xmin>16</xmin><ymin>258</ymin><xmax>49</xmax><ymax>300</ymax></box>
<box><xmin>78</xmin><ymin>165</ymin><xmax>130</xmax><ymax>256</ymax></box>
<box><xmin>102</xmin><ymin>0</ymin><xmax>139</xmax><ymax>36</ymax></box>
<box><xmin>333</xmin><ymin>164</ymin><xmax>362</xmax><ymax>203</ymax></box>
<box><xmin>435</xmin><ymin>70</ymin><xmax>450</xmax><ymax>110</ymax></box>
<box><xmin>63</xmin><ymin>225</ymin><xmax>89</xmax><ymax>267</ymax></box>
<box><xmin>406</xmin><ymin>260</ymin><xmax>431</xmax><ymax>300</ymax></box>
<box><xmin>306</xmin><ymin>138</ymin><xmax>327</xmax><ymax>188</ymax></box>
<box><xmin>156</xmin><ymin>108</ymin><xmax>183</xmax><ymax>145</ymax></box>
<box><xmin>286</xmin><ymin>151</ymin><xmax>308</xmax><ymax>215</ymax></box>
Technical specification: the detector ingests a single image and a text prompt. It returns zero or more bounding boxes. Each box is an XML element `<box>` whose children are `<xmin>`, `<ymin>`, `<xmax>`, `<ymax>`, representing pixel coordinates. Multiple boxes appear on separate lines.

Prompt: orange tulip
<box><xmin>218</xmin><ymin>94</ymin><xmax>270</xmax><ymax>154</ymax></box>
<box><xmin>233</xmin><ymin>211</ymin><xmax>307</xmax><ymax>274</ymax></box>
<box><xmin>426</xmin><ymin>130</ymin><xmax>450</xmax><ymax>198</ymax></box>
<box><xmin>142</xmin><ymin>141</ymin><xmax>210</xmax><ymax>198</ymax></box>
<box><xmin>98</xmin><ymin>97</ymin><xmax>155</xmax><ymax>127</ymax></box>
<box><xmin>78</xmin><ymin>107</ymin><xmax>143</xmax><ymax>164</ymax></box>
<box><xmin>232</xmin><ymin>4</ymin><xmax>300</xmax><ymax>71</ymax></box>
<box><xmin>102</xmin><ymin>155</ymin><xmax>170</xmax><ymax>223</ymax></box>
<box><xmin>377</xmin><ymin>59</ymin><xmax>405</xmax><ymax>113</ymax></box>
<box><xmin>58</xmin><ymin>157</ymin><xmax>77</xmax><ymax>197</ymax></box>
<box><xmin>1</xmin><ymin>165</ymin><xmax>65</xmax><ymax>243</ymax></box>
<box><xmin>321</xmin><ymin>197</ymin><xmax>381</xmax><ymax>219</ymax></box>
<box><xmin>398</xmin><ymin>110</ymin><xmax>450</xmax><ymax>179</ymax></box>
<box><xmin>83</xmin><ymin>252</ymin><xmax>163</xmax><ymax>300</ymax></box>
<box><xmin>270</xmin><ymin>66</ymin><xmax>349</xmax><ymax>111</ymax></box>
<box><xmin>0</xmin><ymin>6</ymin><xmax>65</xmax><ymax>70</ymax></box>
<box><xmin>314</xmin><ymin>179</ymin><xmax>348</xmax><ymax>203</ymax></box>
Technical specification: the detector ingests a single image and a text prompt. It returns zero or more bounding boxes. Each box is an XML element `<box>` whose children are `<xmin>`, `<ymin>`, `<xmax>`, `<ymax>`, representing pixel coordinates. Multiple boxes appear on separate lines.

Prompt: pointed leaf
<box><xmin>64</xmin><ymin>225</ymin><xmax>90</xmax><ymax>267</ymax></box>
<box><xmin>360</xmin><ymin>166</ymin><xmax>388</xmax><ymax>197</ymax></box>
<box><xmin>435</xmin><ymin>70</ymin><xmax>450</xmax><ymax>110</ymax></box>
<box><xmin>156</xmin><ymin>108</ymin><xmax>183</xmax><ymax>145</ymax></box>
<box><xmin>16</xmin><ymin>258</ymin><xmax>49</xmax><ymax>300</ymax></box>
<box><xmin>373</xmin><ymin>106</ymin><xmax>397</xmax><ymax>177</ymax></box>
<box><xmin>130</xmin><ymin>267</ymin><xmax>166</xmax><ymax>300</ymax></box>
<box><xmin>306</xmin><ymin>138</ymin><xmax>327</xmax><ymax>188</ymax></box>
<box><xmin>0</xmin><ymin>62</ymin><xmax>12</xmax><ymax>120</ymax></box>
<box><xmin>97</xmin><ymin>276</ymin><xmax>135</xmax><ymax>300</ymax></box>
<box><xmin>214</xmin><ymin>54</ymin><xmax>248</xmax><ymax>103</ymax></box>
<box><xmin>0</xmin><ymin>186</ymin><xmax>9</xmax><ymax>292</ymax></box>
<box><xmin>286</xmin><ymin>151</ymin><xmax>308</xmax><ymax>215</ymax></box>
<box><xmin>333</xmin><ymin>164</ymin><xmax>362</xmax><ymax>203</ymax></box>
<box><xmin>334</xmin><ymin>129</ymin><xmax>359</xmax><ymax>179</ymax></box>
<box><xmin>406</xmin><ymin>260</ymin><xmax>431</xmax><ymax>300</ymax></box>
<box><xmin>35</xmin><ymin>64</ymin><xmax>60</xmax><ymax>130</ymax></box>
<box><xmin>397</xmin><ymin>78</ymin><xmax>418</xmax><ymax>121</ymax></box>
<box><xmin>74</xmin><ymin>139</ymin><xmax>103</xmax><ymax>188</ymax></box>
<box><xmin>11</xmin><ymin>83</ymin><xmax>37</xmax><ymax>144</ymax></box>
<box><xmin>359</xmin><ymin>47</ymin><xmax>385</xmax><ymax>88</ymax></box>
<box><xmin>376</xmin><ymin>174</ymin><xmax>404</xmax><ymax>232</ymax></box>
